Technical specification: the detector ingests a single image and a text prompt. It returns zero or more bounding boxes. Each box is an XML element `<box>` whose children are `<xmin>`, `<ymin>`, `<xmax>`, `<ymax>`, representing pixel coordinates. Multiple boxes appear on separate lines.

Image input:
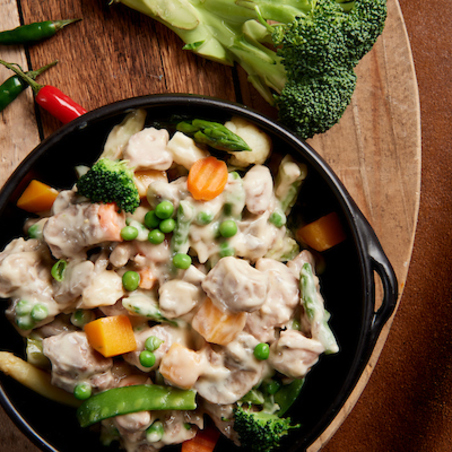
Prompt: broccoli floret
<box><xmin>116</xmin><ymin>0</ymin><xmax>387</xmax><ymax>139</ymax></box>
<box><xmin>233</xmin><ymin>404</ymin><xmax>299</xmax><ymax>452</ymax></box>
<box><xmin>76</xmin><ymin>158</ymin><xmax>140</xmax><ymax>213</ymax></box>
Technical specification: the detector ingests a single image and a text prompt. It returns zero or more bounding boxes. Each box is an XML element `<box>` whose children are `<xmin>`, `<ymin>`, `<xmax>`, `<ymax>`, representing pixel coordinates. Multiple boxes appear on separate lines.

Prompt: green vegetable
<box><xmin>77</xmin><ymin>384</ymin><xmax>197</xmax><ymax>427</ymax></box>
<box><xmin>145</xmin><ymin>335</ymin><xmax>164</xmax><ymax>351</ymax></box>
<box><xmin>195</xmin><ymin>211</ymin><xmax>214</xmax><ymax>225</ymax></box>
<box><xmin>139</xmin><ymin>350</ymin><xmax>156</xmax><ymax>368</ymax></box>
<box><xmin>117</xmin><ymin>0</ymin><xmax>387</xmax><ymax>139</ymax></box>
<box><xmin>121</xmin><ymin>225</ymin><xmax>139</xmax><ymax>241</ymax></box>
<box><xmin>146</xmin><ymin>420</ymin><xmax>165</xmax><ymax>442</ymax></box>
<box><xmin>223</xmin><ymin>172</ymin><xmax>246</xmax><ymax>219</ymax></box>
<box><xmin>233</xmin><ymin>404</ymin><xmax>299</xmax><ymax>452</ymax></box>
<box><xmin>172</xmin><ymin>253</ymin><xmax>192</xmax><ymax>270</ymax></box>
<box><xmin>16</xmin><ymin>316</ymin><xmax>34</xmax><ymax>331</ymax></box>
<box><xmin>300</xmin><ymin>262</ymin><xmax>339</xmax><ymax>354</ymax></box>
<box><xmin>122</xmin><ymin>292</ymin><xmax>177</xmax><ymax>326</ymax></box>
<box><xmin>74</xmin><ymin>382</ymin><xmax>92</xmax><ymax>400</ymax></box>
<box><xmin>71</xmin><ymin>309</ymin><xmax>96</xmax><ymax>328</ymax></box>
<box><xmin>122</xmin><ymin>271</ymin><xmax>140</xmax><ymax>291</ymax></box>
<box><xmin>177</xmin><ymin>119</ymin><xmax>251</xmax><ymax>152</ymax></box>
<box><xmin>219</xmin><ymin>241</ymin><xmax>235</xmax><ymax>258</ymax></box>
<box><xmin>51</xmin><ymin>259</ymin><xmax>67</xmax><ymax>281</ymax></box>
<box><xmin>269</xmin><ymin>210</ymin><xmax>286</xmax><ymax>228</ymax></box>
<box><xmin>219</xmin><ymin>219</ymin><xmax>238</xmax><ymax>238</ymax></box>
<box><xmin>171</xmin><ymin>200</ymin><xmax>195</xmax><ymax>255</ymax></box>
<box><xmin>159</xmin><ymin>218</ymin><xmax>176</xmax><ymax>233</ymax></box>
<box><xmin>144</xmin><ymin>210</ymin><xmax>160</xmax><ymax>229</ymax></box>
<box><xmin>274</xmin><ymin>379</ymin><xmax>305</xmax><ymax>416</ymax></box>
<box><xmin>30</xmin><ymin>304</ymin><xmax>48</xmax><ymax>322</ymax></box>
<box><xmin>0</xmin><ymin>19</ymin><xmax>80</xmax><ymax>45</ymax></box>
<box><xmin>26</xmin><ymin>336</ymin><xmax>50</xmax><ymax>369</ymax></box>
<box><xmin>155</xmin><ymin>200</ymin><xmax>174</xmax><ymax>219</ymax></box>
<box><xmin>148</xmin><ymin>229</ymin><xmax>165</xmax><ymax>244</ymax></box>
<box><xmin>76</xmin><ymin>158</ymin><xmax>140</xmax><ymax>213</ymax></box>
<box><xmin>254</xmin><ymin>343</ymin><xmax>270</xmax><ymax>360</ymax></box>
<box><xmin>15</xmin><ymin>299</ymin><xmax>31</xmax><ymax>316</ymax></box>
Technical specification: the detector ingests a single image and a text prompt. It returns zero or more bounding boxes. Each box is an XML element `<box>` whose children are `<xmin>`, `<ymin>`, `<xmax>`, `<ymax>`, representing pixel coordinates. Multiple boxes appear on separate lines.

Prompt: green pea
<box><xmin>16</xmin><ymin>315</ymin><xmax>35</xmax><ymax>331</ymax></box>
<box><xmin>121</xmin><ymin>225</ymin><xmax>139</xmax><ymax>241</ymax></box>
<box><xmin>219</xmin><ymin>219</ymin><xmax>238</xmax><ymax>238</ymax></box>
<box><xmin>16</xmin><ymin>299</ymin><xmax>32</xmax><ymax>316</ymax></box>
<box><xmin>196</xmin><ymin>211</ymin><xmax>214</xmax><ymax>225</ymax></box>
<box><xmin>146</xmin><ymin>420</ymin><xmax>164</xmax><ymax>443</ymax></box>
<box><xmin>31</xmin><ymin>304</ymin><xmax>48</xmax><ymax>322</ymax></box>
<box><xmin>27</xmin><ymin>223</ymin><xmax>41</xmax><ymax>239</ymax></box>
<box><xmin>219</xmin><ymin>242</ymin><xmax>235</xmax><ymax>258</ymax></box>
<box><xmin>159</xmin><ymin>218</ymin><xmax>176</xmax><ymax>234</ymax></box>
<box><xmin>262</xmin><ymin>379</ymin><xmax>282</xmax><ymax>395</ymax></box>
<box><xmin>269</xmin><ymin>211</ymin><xmax>287</xmax><ymax>228</ymax></box>
<box><xmin>144</xmin><ymin>210</ymin><xmax>160</xmax><ymax>229</ymax></box>
<box><xmin>122</xmin><ymin>271</ymin><xmax>140</xmax><ymax>292</ymax></box>
<box><xmin>148</xmin><ymin>229</ymin><xmax>165</xmax><ymax>244</ymax></box>
<box><xmin>155</xmin><ymin>200</ymin><xmax>174</xmax><ymax>219</ymax></box>
<box><xmin>145</xmin><ymin>335</ymin><xmax>164</xmax><ymax>352</ymax></box>
<box><xmin>254</xmin><ymin>343</ymin><xmax>270</xmax><ymax>360</ymax></box>
<box><xmin>139</xmin><ymin>350</ymin><xmax>156</xmax><ymax>368</ymax></box>
<box><xmin>74</xmin><ymin>382</ymin><xmax>92</xmax><ymax>400</ymax></box>
<box><xmin>172</xmin><ymin>253</ymin><xmax>192</xmax><ymax>270</ymax></box>
<box><xmin>51</xmin><ymin>259</ymin><xmax>67</xmax><ymax>282</ymax></box>
<box><xmin>71</xmin><ymin>309</ymin><xmax>95</xmax><ymax>328</ymax></box>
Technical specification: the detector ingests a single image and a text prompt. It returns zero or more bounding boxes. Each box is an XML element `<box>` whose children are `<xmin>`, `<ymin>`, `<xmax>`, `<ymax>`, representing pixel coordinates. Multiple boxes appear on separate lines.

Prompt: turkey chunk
<box><xmin>242</xmin><ymin>165</ymin><xmax>274</xmax><ymax>215</ymax></box>
<box><xmin>43</xmin><ymin>331</ymin><xmax>114</xmax><ymax>393</ymax></box>
<box><xmin>201</xmin><ymin>256</ymin><xmax>267</xmax><ymax>313</ymax></box>
<box><xmin>123</xmin><ymin>127</ymin><xmax>173</xmax><ymax>171</ymax></box>
<box><xmin>269</xmin><ymin>329</ymin><xmax>324</xmax><ymax>379</ymax></box>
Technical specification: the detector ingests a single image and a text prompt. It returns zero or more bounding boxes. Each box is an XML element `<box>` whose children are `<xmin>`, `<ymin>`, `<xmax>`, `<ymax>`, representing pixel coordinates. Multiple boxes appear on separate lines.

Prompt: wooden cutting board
<box><xmin>0</xmin><ymin>0</ymin><xmax>420</xmax><ymax>450</ymax></box>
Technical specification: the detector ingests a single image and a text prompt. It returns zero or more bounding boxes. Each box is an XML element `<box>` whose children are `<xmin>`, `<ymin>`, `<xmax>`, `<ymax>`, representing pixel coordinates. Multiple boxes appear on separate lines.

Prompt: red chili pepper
<box><xmin>0</xmin><ymin>59</ymin><xmax>87</xmax><ymax>123</ymax></box>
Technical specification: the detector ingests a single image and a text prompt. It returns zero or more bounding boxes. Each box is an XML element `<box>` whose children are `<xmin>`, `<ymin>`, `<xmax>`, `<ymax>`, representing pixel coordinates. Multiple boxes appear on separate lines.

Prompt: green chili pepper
<box><xmin>0</xmin><ymin>60</ymin><xmax>58</xmax><ymax>112</ymax></box>
<box><xmin>76</xmin><ymin>384</ymin><xmax>197</xmax><ymax>427</ymax></box>
<box><xmin>0</xmin><ymin>19</ymin><xmax>81</xmax><ymax>45</ymax></box>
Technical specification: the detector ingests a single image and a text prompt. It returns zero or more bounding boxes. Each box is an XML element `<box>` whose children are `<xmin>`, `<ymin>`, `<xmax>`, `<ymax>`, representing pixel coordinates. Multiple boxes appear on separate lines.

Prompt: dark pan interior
<box><xmin>0</xmin><ymin>95</ymin><xmax>375</xmax><ymax>452</ymax></box>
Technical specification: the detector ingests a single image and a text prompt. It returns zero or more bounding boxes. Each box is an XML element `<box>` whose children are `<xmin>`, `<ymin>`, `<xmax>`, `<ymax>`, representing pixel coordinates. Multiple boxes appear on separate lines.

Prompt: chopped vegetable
<box><xmin>84</xmin><ymin>315</ymin><xmax>137</xmax><ymax>358</ymax></box>
<box><xmin>76</xmin><ymin>158</ymin><xmax>140</xmax><ymax>213</ymax></box>
<box><xmin>171</xmin><ymin>200</ymin><xmax>195</xmax><ymax>255</ymax></box>
<box><xmin>77</xmin><ymin>384</ymin><xmax>197</xmax><ymax>427</ymax></box>
<box><xmin>155</xmin><ymin>200</ymin><xmax>174</xmax><ymax>219</ymax></box>
<box><xmin>177</xmin><ymin>118</ymin><xmax>251</xmax><ymax>152</ymax></box>
<box><xmin>181</xmin><ymin>425</ymin><xmax>221</xmax><ymax>452</ymax></box>
<box><xmin>16</xmin><ymin>179</ymin><xmax>59</xmax><ymax>213</ymax></box>
<box><xmin>254</xmin><ymin>343</ymin><xmax>270</xmax><ymax>361</ymax></box>
<box><xmin>296</xmin><ymin>212</ymin><xmax>346</xmax><ymax>251</ymax></box>
<box><xmin>192</xmin><ymin>298</ymin><xmax>247</xmax><ymax>346</ymax></box>
<box><xmin>122</xmin><ymin>270</ymin><xmax>141</xmax><ymax>291</ymax></box>
<box><xmin>51</xmin><ymin>259</ymin><xmax>67</xmax><ymax>281</ymax></box>
<box><xmin>0</xmin><ymin>59</ymin><xmax>87</xmax><ymax>123</ymax></box>
<box><xmin>187</xmin><ymin>156</ymin><xmax>228</xmax><ymax>201</ymax></box>
<box><xmin>74</xmin><ymin>382</ymin><xmax>92</xmax><ymax>400</ymax></box>
<box><xmin>148</xmin><ymin>229</ymin><xmax>165</xmax><ymax>244</ymax></box>
<box><xmin>0</xmin><ymin>60</ymin><xmax>58</xmax><ymax>112</ymax></box>
<box><xmin>0</xmin><ymin>19</ymin><xmax>80</xmax><ymax>45</ymax></box>
<box><xmin>172</xmin><ymin>253</ymin><xmax>192</xmax><ymax>270</ymax></box>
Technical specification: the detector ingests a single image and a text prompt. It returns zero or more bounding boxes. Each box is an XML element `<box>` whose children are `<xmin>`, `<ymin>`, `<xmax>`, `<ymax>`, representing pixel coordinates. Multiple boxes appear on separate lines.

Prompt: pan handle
<box><xmin>355</xmin><ymin>211</ymin><xmax>399</xmax><ymax>345</ymax></box>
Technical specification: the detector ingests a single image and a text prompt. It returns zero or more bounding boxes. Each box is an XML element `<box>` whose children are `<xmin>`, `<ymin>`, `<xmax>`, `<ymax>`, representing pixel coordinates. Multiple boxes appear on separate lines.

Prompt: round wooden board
<box><xmin>0</xmin><ymin>0</ymin><xmax>420</xmax><ymax>450</ymax></box>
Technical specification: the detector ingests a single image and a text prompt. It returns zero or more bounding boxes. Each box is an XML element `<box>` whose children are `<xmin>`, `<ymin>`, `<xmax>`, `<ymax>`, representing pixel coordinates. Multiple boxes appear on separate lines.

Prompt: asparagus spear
<box><xmin>223</xmin><ymin>171</ymin><xmax>246</xmax><ymax>219</ymax></box>
<box><xmin>177</xmin><ymin>119</ymin><xmax>251</xmax><ymax>152</ymax></box>
<box><xmin>299</xmin><ymin>262</ymin><xmax>339</xmax><ymax>354</ymax></box>
<box><xmin>171</xmin><ymin>200</ymin><xmax>195</xmax><ymax>255</ymax></box>
<box><xmin>122</xmin><ymin>292</ymin><xmax>177</xmax><ymax>326</ymax></box>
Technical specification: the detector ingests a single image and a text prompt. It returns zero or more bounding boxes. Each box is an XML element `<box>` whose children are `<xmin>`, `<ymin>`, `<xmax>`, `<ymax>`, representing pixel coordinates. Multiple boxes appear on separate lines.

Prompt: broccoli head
<box><xmin>76</xmin><ymin>158</ymin><xmax>140</xmax><ymax>213</ymax></box>
<box><xmin>117</xmin><ymin>0</ymin><xmax>387</xmax><ymax>139</ymax></box>
<box><xmin>233</xmin><ymin>404</ymin><xmax>299</xmax><ymax>452</ymax></box>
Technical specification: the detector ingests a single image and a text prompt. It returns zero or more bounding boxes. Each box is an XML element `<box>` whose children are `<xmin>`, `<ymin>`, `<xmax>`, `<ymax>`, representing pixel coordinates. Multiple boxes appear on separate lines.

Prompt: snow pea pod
<box><xmin>0</xmin><ymin>19</ymin><xmax>80</xmax><ymax>45</ymax></box>
<box><xmin>77</xmin><ymin>384</ymin><xmax>197</xmax><ymax>427</ymax></box>
<box><xmin>0</xmin><ymin>60</ymin><xmax>57</xmax><ymax>112</ymax></box>
<box><xmin>275</xmin><ymin>378</ymin><xmax>305</xmax><ymax>416</ymax></box>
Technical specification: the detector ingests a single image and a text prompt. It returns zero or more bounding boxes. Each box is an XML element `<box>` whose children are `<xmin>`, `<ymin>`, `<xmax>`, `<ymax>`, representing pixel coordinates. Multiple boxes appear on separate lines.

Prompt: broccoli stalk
<box><xmin>76</xmin><ymin>158</ymin><xmax>140</xmax><ymax>213</ymax></box>
<box><xmin>115</xmin><ymin>0</ymin><xmax>387</xmax><ymax>139</ymax></box>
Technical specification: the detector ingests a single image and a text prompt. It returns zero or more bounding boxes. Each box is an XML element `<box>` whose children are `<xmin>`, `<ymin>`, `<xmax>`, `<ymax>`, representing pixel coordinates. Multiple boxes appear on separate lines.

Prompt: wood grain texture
<box><xmin>0</xmin><ymin>0</ymin><xmax>421</xmax><ymax>451</ymax></box>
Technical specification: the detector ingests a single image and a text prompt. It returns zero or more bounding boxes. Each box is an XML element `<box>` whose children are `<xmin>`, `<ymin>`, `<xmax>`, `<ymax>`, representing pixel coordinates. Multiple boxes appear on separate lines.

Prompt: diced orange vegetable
<box><xmin>187</xmin><ymin>156</ymin><xmax>228</xmax><ymax>201</ymax></box>
<box><xmin>138</xmin><ymin>267</ymin><xmax>156</xmax><ymax>290</ymax></box>
<box><xmin>159</xmin><ymin>343</ymin><xmax>202</xmax><ymax>390</ymax></box>
<box><xmin>97</xmin><ymin>203</ymin><xmax>126</xmax><ymax>242</ymax></box>
<box><xmin>134</xmin><ymin>169</ymin><xmax>167</xmax><ymax>198</ymax></box>
<box><xmin>192</xmin><ymin>298</ymin><xmax>247</xmax><ymax>346</ymax></box>
<box><xmin>84</xmin><ymin>315</ymin><xmax>137</xmax><ymax>358</ymax></box>
<box><xmin>296</xmin><ymin>212</ymin><xmax>346</xmax><ymax>252</ymax></box>
<box><xmin>182</xmin><ymin>425</ymin><xmax>221</xmax><ymax>452</ymax></box>
<box><xmin>16</xmin><ymin>180</ymin><xmax>59</xmax><ymax>213</ymax></box>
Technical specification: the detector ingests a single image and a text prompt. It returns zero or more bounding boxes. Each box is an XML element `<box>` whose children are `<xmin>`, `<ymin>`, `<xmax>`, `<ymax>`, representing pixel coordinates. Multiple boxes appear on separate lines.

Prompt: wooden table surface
<box><xmin>0</xmin><ymin>0</ymin><xmax>451</xmax><ymax>451</ymax></box>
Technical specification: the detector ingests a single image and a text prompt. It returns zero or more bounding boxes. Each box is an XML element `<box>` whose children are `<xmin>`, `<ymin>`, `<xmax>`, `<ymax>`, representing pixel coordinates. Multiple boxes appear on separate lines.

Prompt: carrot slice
<box><xmin>181</xmin><ymin>424</ymin><xmax>221</xmax><ymax>452</ymax></box>
<box><xmin>296</xmin><ymin>212</ymin><xmax>346</xmax><ymax>252</ymax></box>
<box><xmin>187</xmin><ymin>156</ymin><xmax>228</xmax><ymax>201</ymax></box>
<box><xmin>85</xmin><ymin>315</ymin><xmax>137</xmax><ymax>358</ymax></box>
<box><xmin>16</xmin><ymin>180</ymin><xmax>59</xmax><ymax>213</ymax></box>
<box><xmin>192</xmin><ymin>298</ymin><xmax>247</xmax><ymax>346</ymax></box>
<box><xmin>97</xmin><ymin>203</ymin><xmax>126</xmax><ymax>242</ymax></box>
